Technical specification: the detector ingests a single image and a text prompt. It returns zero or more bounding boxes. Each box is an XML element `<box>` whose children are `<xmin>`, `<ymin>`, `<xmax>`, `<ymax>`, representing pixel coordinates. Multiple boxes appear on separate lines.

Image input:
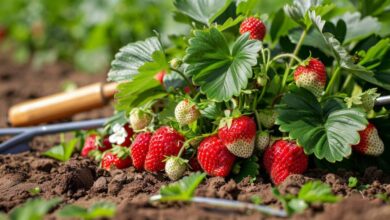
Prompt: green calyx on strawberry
<box><xmin>164</xmin><ymin>156</ymin><xmax>188</xmax><ymax>180</ymax></box>
<box><xmin>130</xmin><ymin>132</ymin><xmax>152</xmax><ymax>170</ymax></box>
<box><xmin>144</xmin><ymin>126</ymin><xmax>185</xmax><ymax>172</ymax></box>
<box><xmin>101</xmin><ymin>146</ymin><xmax>132</xmax><ymax>171</ymax></box>
<box><xmin>258</xmin><ymin>109</ymin><xmax>277</xmax><ymax>129</ymax></box>
<box><xmin>239</xmin><ymin>17</ymin><xmax>266</xmax><ymax>41</ymax></box>
<box><xmin>293</xmin><ymin>58</ymin><xmax>327</xmax><ymax>97</ymax></box>
<box><xmin>175</xmin><ymin>99</ymin><xmax>200</xmax><ymax>125</ymax></box>
<box><xmin>218</xmin><ymin>115</ymin><xmax>256</xmax><ymax>158</ymax></box>
<box><xmin>256</xmin><ymin>131</ymin><xmax>270</xmax><ymax>151</ymax></box>
<box><xmin>197</xmin><ymin>135</ymin><xmax>236</xmax><ymax>177</ymax></box>
<box><xmin>263</xmin><ymin>140</ymin><xmax>308</xmax><ymax>185</ymax></box>
<box><xmin>352</xmin><ymin>122</ymin><xmax>384</xmax><ymax>156</ymax></box>
<box><xmin>129</xmin><ymin>108</ymin><xmax>152</xmax><ymax>131</ymax></box>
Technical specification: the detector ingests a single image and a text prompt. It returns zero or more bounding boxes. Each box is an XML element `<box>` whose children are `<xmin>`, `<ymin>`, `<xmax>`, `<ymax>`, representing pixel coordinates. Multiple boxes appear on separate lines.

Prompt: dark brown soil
<box><xmin>1</xmin><ymin>57</ymin><xmax>390</xmax><ymax>219</ymax></box>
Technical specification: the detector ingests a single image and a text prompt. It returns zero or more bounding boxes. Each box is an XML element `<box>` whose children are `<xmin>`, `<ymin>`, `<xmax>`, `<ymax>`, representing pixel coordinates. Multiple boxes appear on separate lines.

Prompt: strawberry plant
<box><xmin>96</xmin><ymin>0</ymin><xmax>390</xmax><ymax>187</ymax></box>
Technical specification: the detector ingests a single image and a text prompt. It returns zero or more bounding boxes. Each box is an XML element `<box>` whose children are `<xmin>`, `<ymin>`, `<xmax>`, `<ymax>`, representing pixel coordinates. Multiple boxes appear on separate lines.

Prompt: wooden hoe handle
<box><xmin>8</xmin><ymin>82</ymin><xmax>117</xmax><ymax>126</ymax></box>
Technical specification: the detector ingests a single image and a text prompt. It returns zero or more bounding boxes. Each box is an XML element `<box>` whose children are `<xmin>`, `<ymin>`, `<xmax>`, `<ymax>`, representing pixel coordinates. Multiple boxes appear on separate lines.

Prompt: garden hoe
<box><xmin>0</xmin><ymin>82</ymin><xmax>117</xmax><ymax>154</ymax></box>
<box><xmin>1</xmin><ymin>86</ymin><xmax>390</xmax><ymax>154</ymax></box>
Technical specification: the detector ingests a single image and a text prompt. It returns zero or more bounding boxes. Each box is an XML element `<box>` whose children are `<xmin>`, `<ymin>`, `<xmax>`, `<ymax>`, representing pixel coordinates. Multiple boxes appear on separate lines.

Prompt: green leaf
<box><xmin>359</xmin><ymin>38</ymin><xmax>390</xmax><ymax>69</ymax></box>
<box><xmin>276</xmin><ymin>88</ymin><xmax>367</xmax><ymax>162</ymax></box>
<box><xmin>108</xmin><ymin>37</ymin><xmax>163</xmax><ymax>82</ymax></box>
<box><xmin>9</xmin><ymin>198</ymin><xmax>61</xmax><ymax>220</ymax></box>
<box><xmin>57</xmin><ymin>202</ymin><xmax>116</xmax><ymax>220</ymax></box>
<box><xmin>298</xmin><ymin>181</ymin><xmax>341</xmax><ymax>203</ymax></box>
<box><xmin>236</xmin><ymin>0</ymin><xmax>257</xmax><ymax>15</ymax></box>
<box><xmin>43</xmin><ymin>138</ymin><xmax>79</xmax><ymax>162</ymax></box>
<box><xmin>232</xmin><ymin>155</ymin><xmax>260</xmax><ymax>182</ymax></box>
<box><xmin>184</xmin><ymin>28</ymin><xmax>261</xmax><ymax>102</ymax></box>
<box><xmin>159</xmin><ymin>172</ymin><xmax>206</xmax><ymax>201</ymax></box>
<box><xmin>338</xmin><ymin>12</ymin><xmax>381</xmax><ymax>44</ymax></box>
<box><xmin>114</xmin><ymin>51</ymin><xmax>168</xmax><ymax>112</ymax></box>
<box><xmin>173</xmin><ymin>0</ymin><xmax>231</xmax><ymax>25</ymax></box>
<box><xmin>216</xmin><ymin>16</ymin><xmax>245</xmax><ymax>32</ymax></box>
<box><xmin>348</xmin><ymin>177</ymin><xmax>358</xmax><ymax>188</ymax></box>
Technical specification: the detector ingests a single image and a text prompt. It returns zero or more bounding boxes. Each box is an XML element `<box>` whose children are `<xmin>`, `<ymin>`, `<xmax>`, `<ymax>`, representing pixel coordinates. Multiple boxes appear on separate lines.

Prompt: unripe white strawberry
<box><xmin>165</xmin><ymin>157</ymin><xmax>187</xmax><ymax>180</ymax></box>
<box><xmin>174</xmin><ymin>99</ymin><xmax>200</xmax><ymax>125</ymax></box>
<box><xmin>256</xmin><ymin>131</ymin><xmax>270</xmax><ymax>151</ymax></box>
<box><xmin>259</xmin><ymin>109</ymin><xmax>277</xmax><ymax>129</ymax></box>
<box><xmin>360</xmin><ymin>88</ymin><xmax>380</xmax><ymax>112</ymax></box>
<box><xmin>129</xmin><ymin>108</ymin><xmax>152</xmax><ymax>131</ymax></box>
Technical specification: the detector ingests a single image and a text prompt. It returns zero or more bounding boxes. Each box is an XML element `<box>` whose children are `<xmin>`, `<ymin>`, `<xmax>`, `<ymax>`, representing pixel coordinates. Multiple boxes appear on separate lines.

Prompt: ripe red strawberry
<box><xmin>189</xmin><ymin>157</ymin><xmax>202</xmax><ymax>171</ymax></box>
<box><xmin>130</xmin><ymin>132</ymin><xmax>152</xmax><ymax>170</ymax></box>
<box><xmin>154</xmin><ymin>70</ymin><xmax>166</xmax><ymax>85</ymax></box>
<box><xmin>129</xmin><ymin>108</ymin><xmax>152</xmax><ymax>131</ymax></box>
<box><xmin>239</xmin><ymin>17</ymin><xmax>266</xmax><ymax>41</ymax></box>
<box><xmin>97</xmin><ymin>136</ymin><xmax>112</xmax><ymax>152</ymax></box>
<box><xmin>120</xmin><ymin>124</ymin><xmax>134</xmax><ymax>147</ymax></box>
<box><xmin>218</xmin><ymin>116</ymin><xmax>256</xmax><ymax>158</ymax></box>
<box><xmin>101</xmin><ymin>150</ymin><xmax>132</xmax><ymax>170</ymax></box>
<box><xmin>81</xmin><ymin>134</ymin><xmax>98</xmax><ymax>157</ymax></box>
<box><xmin>175</xmin><ymin>99</ymin><xmax>200</xmax><ymax>125</ymax></box>
<box><xmin>352</xmin><ymin>123</ymin><xmax>384</xmax><ymax>156</ymax></box>
<box><xmin>263</xmin><ymin>140</ymin><xmax>308</xmax><ymax>185</ymax></box>
<box><xmin>293</xmin><ymin>58</ymin><xmax>327</xmax><ymax>96</ymax></box>
<box><xmin>197</xmin><ymin>135</ymin><xmax>236</xmax><ymax>177</ymax></box>
<box><xmin>144</xmin><ymin>126</ymin><xmax>185</xmax><ymax>172</ymax></box>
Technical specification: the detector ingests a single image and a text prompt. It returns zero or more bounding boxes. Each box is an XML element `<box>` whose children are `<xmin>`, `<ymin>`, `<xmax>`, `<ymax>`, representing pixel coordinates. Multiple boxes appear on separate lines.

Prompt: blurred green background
<box><xmin>0</xmin><ymin>0</ymin><xmax>387</xmax><ymax>73</ymax></box>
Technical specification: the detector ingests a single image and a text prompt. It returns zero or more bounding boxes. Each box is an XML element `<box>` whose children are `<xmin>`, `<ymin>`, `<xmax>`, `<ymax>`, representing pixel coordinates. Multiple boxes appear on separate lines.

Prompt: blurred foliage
<box><xmin>0</xmin><ymin>0</ymin><xmax>172</xmax><ymax>72</ymax></box>
<box><xmin>1</xmin><ymin>0</ymin><xmax>389</xmax><ymax>73</ymax></box>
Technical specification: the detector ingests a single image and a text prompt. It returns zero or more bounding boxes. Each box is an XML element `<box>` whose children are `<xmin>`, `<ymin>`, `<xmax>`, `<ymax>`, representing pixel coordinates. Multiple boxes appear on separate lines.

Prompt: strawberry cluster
<box><xmin>80</xmin><ymin>15</ymin><xmax>386</xmax><ymax>186</ymax></box>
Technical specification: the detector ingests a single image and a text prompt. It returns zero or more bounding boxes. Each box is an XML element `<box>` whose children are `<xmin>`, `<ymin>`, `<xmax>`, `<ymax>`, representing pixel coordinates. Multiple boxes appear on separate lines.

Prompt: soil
<box><xmin>1</xmin><ymin>57</ymin><xmax>390</xmax><ymax>219</ymax></box>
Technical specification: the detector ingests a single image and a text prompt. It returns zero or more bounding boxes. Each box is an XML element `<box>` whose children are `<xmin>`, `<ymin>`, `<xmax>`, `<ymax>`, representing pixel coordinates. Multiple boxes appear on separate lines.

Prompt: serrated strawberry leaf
<box><xmin>184</xmin><ymin>28</ymin><xmax>261</xmax><ymax>102</ymax></box>
<box><xmin>276</xmin><ymin>88</ymin><xmax>367</xmax><ymax>162</ymax></box>
<box><xmin>338</xmin><ymin>12</ymin><xmax>381</xmax><ymax>44</ymax></box>
<box><xmin>158</xmin><ymin>172</ymin><xmax>206</xmax><ymax>202</ymax></box>
<box><xmin>173</xmin><ymin>0</ymin><xmax>232</xmax><ymax>26</ymax></box>
<box><xmin>108</xmin><ymin>37</ymin><xmax>163</xmax><ymax>82</ymax></box>
<box><xmin>114</xmin><ymin>51</ymin><xmax>167</xmax><ymax>112</ymax></box>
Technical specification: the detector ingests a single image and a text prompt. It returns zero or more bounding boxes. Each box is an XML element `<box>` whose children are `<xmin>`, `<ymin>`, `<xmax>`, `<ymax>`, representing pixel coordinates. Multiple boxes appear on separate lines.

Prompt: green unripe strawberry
<box><xmin>165</xmin><ymin>156</ymin><xmax>187</xmax><ymax>180</ymax></box>
<box><xmin>360</xmin><ymin>88</ymin><xmax>380</xmax><ymax>112</ymax></box>
<box><xmin>256</xmin><ymin>131</ymin><xmax>270</xmax><ymax>151</ymax></box>
<box><xmin>259</xmin><ymin>109</ymin><xmax>277</xmax><ymax>129</ymax></box>
<box><xmin>129</xmin><ymin>108</ymin><xmax>152</xmax><ymax>131</ymax></box>
<box><xmin>175</xmin><ymin>99</ymin><xmax>200</xmax><ymax>125</ymax></box>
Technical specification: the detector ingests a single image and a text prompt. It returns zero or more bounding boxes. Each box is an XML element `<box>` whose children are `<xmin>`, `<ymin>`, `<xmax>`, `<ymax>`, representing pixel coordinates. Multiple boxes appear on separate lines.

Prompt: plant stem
<box><xmin>341</xmin><ymin>74</ymin><xmax>353</xmax><ymax>91</ymax></box>
<box><xmin>254</xmin><ymin>110</ymin><xmax>262</xmax><ymax>132</ymax></box>
<box><xmin>271</xmin><ymin>53</ymin><xmax>303</xmax><ymax>65</ymax></box>
<box><xmin>170</xmin><ymin>67</ymin><xmax>196</xmax><ymax>95</ymax></box>
<box><xmin>280</xmin><ymin>29</ymin><xmax>307</xmax><ymax>91</ymax></box>
<box><xmin>325</xmin><ymin>66</ymin><xmax>341</xmax><ymax>95</ymax></box>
